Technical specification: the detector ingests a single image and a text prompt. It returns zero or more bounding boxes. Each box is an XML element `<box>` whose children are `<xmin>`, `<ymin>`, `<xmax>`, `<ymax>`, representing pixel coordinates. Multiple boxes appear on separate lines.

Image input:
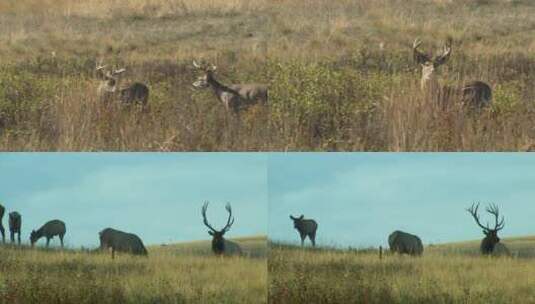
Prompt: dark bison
<box><xmin>388</xmin><ymin>230</ymin><xmax>423</xmax><ymax>256</ymax></box>
<box><xmin>0</xmin><ymin>204</ymin><xmax>4</xmax><ymax>243</ymax></box>
<box><xmin>466</xmin><ymin>203</ymin><xmax>505</xmax><ymax>255</ymax></box>
<box><xmin>99</xmin><ymin>228</ymin><xmax>148</xmax><ymax>259</ymax></box>
<box><xmin>201</xmin><ymin>201</ymin><xmax>242</xmax><ymax>256</ymax></box>
<box><xmin>8</xmin><ymin>212</ymin><xmax>21</xmax><ymax>245</ymax></box>
<box><xmin>30</xmin><ymin>220</ymin><xmax>66</xmax><ymax>248</ymax></box>
<box><xmin>290</xmin><ymin>215</ymin><xmax>318</xmax><ymax>247</ymax></box>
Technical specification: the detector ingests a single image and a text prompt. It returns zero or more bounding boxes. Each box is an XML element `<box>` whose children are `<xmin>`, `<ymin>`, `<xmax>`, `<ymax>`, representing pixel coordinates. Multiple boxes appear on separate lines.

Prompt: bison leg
<box><xmin>0</xmin><ymin>225</ymin><xmax>4</xmax><ymax>243</ymax></box>
<box><xmin>111</xmin><ymin>247</ymin><xmax>115</xmax><ymax>259</ymax></box>
<box><xmin>46</xmin><ymin>237</ymin><xmax>50</xmax><ymax>248</ymax></box>
<box><xmin>299</xmin><ymin>233</ymin><xmax>305</xmax><ymax>247</ymax></box>
<box><xmin>60</xmin><ymin>235</ymin><xmax>64</xmax><ymax>248</ymax></box>
<box><xmin>309</xmin><ymin>232</ymin><xmax>316</xmax><ymax>247</ymax></box>
<box><xmin>10</xmin><ymin>231</ymin><xmax>14</xmax><ymax>243</ymax></box>
<box><xmin>17</xmin><ymin>232</ymin><xmax>20</xmax><ymax>245</ymax></box>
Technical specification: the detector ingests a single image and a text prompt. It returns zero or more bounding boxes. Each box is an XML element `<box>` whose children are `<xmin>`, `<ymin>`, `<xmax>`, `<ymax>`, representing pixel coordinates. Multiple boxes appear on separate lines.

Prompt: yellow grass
<box><xmin>269</xmin><ymin>236</ymin><xmax>535</xmax><ymax>303</ymax></box>
<box><xmin>0</xmin><ymin>236</ymin><xmax>267</xmax><ymax>304</ymax></box>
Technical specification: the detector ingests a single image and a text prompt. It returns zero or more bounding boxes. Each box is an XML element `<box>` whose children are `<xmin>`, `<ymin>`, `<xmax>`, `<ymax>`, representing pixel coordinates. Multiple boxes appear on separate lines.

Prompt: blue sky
<box><xmin>269</xmin><ymin>153</ymin><xmax>535</xmax><ymax>248</ymax></box>
<box><xmin>0</xmin><ymin>153</ymin><xmax>267</xmax><ymax>248</ymax></box>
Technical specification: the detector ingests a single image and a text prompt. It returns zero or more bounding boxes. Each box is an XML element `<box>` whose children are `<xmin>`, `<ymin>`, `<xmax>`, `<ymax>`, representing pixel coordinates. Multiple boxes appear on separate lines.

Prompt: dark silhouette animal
<box><xmin>0</xmin><ymin>204</ymin><xmax>5</xmax><ymax>243</ymax></box>
<box><xmin>30</xmin><ymin>219</ymin><xmax>66</xmax><ymax>248</ymax></box>
<box><xmin>388</xmin><ymin>230</ymin><xmax>423</xmax><ymax>256</ymax></box>
<box><xmin>99</xmin><ymin>228</ymin><xmax>148</xmax><ymax>259</ymax></box>
<box><xmin>289</xmin><ymin>215</ymin><xmax>318</xmax><ymax>247</ymax></box>
<box><xmin>201</xmin><ymin>201</ymin><xmax>242</xmax><ymax>256</ymax></box>
<box><xmin>192</xmin><ymin>61</ymin><xmax>268</xmax><ymax>113</ymax></box>
<box><xmin>466</xmin><ymin>203</ymin><xmax>505</xmax><ymax>255</ymax></box>
<box><xmin>413</xmin><ymin>38</ymin><xmax>492</xmax><ymax>109</ymax></box>
<box><xmin>8</xmin><ymin>212</ymin><xmax>21</xmax><ymax>245</ymax></box>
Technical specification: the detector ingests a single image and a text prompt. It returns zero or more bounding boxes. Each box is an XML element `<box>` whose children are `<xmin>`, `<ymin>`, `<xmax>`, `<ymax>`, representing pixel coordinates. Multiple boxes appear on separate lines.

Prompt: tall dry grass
<box><xmin>0</xmin><ymin>0</ymin><xmax>534</xmax><ymax>151</ymax></box>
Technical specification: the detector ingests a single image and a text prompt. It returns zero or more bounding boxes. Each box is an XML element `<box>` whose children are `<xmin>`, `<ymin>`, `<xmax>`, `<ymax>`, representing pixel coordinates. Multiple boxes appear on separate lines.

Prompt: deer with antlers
<box><xmin>201</xmin><ymin>201</ymin><xmax>242</xmax><ymax>256</ymax></box>
<box><xmin>466</xmin><ymin>203</ymin><xmax>506</xmax><ymax>255</ymax></box>
<box><xmin>413</xmin><ymin>38</ymin><xmax>492</xmax><ymax>109</ymax></box>
<box><xmin>192</xmin><ymin>61</ymin><xmax>268</xmax><ymax>113</ymax></box>
<box><xmin>95</xmin><ymin>60</ymin><xmax>149</xmax><ymax>108</ymax></box>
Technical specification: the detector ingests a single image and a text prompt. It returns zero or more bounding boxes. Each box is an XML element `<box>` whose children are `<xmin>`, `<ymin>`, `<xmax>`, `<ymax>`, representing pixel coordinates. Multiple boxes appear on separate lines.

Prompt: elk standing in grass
<box><xmin>0</xmin><ymin>204</ymin><xmax>5</xmax><ymax>244</ymax></box>
<box><xmin>99</xmin><ymin>228</ymin><xmax>148</xmax><ymax>259</ymax></box>
<box><xmin>201</xmin><ymin>201</ymin><xmax>242</xmax><ymax>256</ymax></box>
<box><xmin>466</xmin><ymin>203</ymin><xmax>506</xmax><ymax>255</ymax></box>
<box><xmin>192</xmin><ymin>61</ymin><xmax>268</xmax><ymax>113</ymax></box>
<box><xmin>388</xmin><ymin>230</ymin><xmax>423</xmax><ymax>256</ymax></box>
<box><xmin>95</xmin><ymin>61</ymin><xmax>149</xmax><ymax>108</ymax></box>
<box><xmin>8</xmin><ymin>212</ymin><xmax>21</xmax><ymax>245</ymax></box>
<box><xmin>30</xmin><ymin>219</ymin><xmax>66</xmax><ymax>248</ymax></box>
<box><xmin>412</xmin><ymin>38</ymin><xmax>492</xmax><ymax>109</ymax></box>
<box><xmin>289</xmin><ymin>215</ymin><xmax>318</xmax><ymax>247</ymax></box>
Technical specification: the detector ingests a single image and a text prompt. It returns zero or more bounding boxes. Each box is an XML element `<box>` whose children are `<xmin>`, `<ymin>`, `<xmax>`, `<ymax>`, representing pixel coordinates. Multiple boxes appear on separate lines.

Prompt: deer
<box><xmin>192</xmin><ymin>61</ymin><xmax>268</xmax><ymax>113</ymax></box>
<box><xmin>466</xmin><ymin>203</ymin><xmax>506</xmax><ymax>255</ymax></box>
<box><xmin>413</xmin><ymin>38</ymin><xmax>492</xmax><ymax>109</ymax></box>
<box><xmin>30</xmin><ymin>219</ymin><xmax>66</xmax><ymax>248</ymax></box>
<box><xmin>95</xmin><ymin>60</ymin><xmax>149</xmax><ymax>108</ymax></box>
<box><xmin>201</xmin><ymin>201</ymin><xmax>242</xmax><ymax>256</ymax></box>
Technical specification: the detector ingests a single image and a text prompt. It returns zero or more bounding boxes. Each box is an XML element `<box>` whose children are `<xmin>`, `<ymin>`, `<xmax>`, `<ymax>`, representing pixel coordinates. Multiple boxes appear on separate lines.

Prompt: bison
<box><xmin>388</xmin><ymin>230</ymin><xmax>423</xmax><ymax>256</ymax></box>
<box><xmin>290</xmin><ymin>215</ymin><xmax>318</xmax><ymax>247</ymax></box>
<box><xmin>99</xmin><ymin>228</ymin><xmax>148</xmax><ymax>259</ymax></box>
<box><xmin>30</xmin><ymin>219</ymin><xmax>66</xmax><ymax>248</ymax></box>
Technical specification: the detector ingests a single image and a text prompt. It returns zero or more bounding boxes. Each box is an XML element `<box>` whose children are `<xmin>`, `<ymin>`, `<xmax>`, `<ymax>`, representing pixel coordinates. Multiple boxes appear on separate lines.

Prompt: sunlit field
<box><xmin>269</xmin><ymin>236</ymin><xmax>535</xmax><ymax>304</ymax></box>
<box><xmin>0</xmin><ymin>236</ymin><xmax>267</xmax><ymax>304</ymax></box>
<box><xmin>0</xmin><ymin>0</ymin><xmax>534</xmax><ymax>151</ymax></box>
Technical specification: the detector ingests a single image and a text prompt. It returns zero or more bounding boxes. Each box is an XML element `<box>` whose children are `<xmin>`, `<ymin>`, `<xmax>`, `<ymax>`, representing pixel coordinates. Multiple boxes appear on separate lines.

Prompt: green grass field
<box><xmin>0</xmin><ymin>236</ymin><xmax>267</xmax><ymax>304</ymax></box>
<box><xmin>269</xmin><ymin>236</ymin><xmax>535</xmax><ymax>304</ymax></box>
<box><xmin>1</xmin><ymin>0</ymin><xmax>534</xmax><ymax>151</ymax></box>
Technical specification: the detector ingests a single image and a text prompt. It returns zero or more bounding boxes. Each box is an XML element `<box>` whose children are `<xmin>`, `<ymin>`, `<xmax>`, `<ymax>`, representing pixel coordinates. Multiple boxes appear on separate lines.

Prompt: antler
<box><xmin>96</xmin><ymin>58</ymin><xmax>107</xmax><ymax>71</ymax></box>
<box><xmin>485</xmin><ymin>203</ymin><xmax>505</xmax><ymax>231</ymax></box>
<box><xmin>113</xmin><ymin>68</ymin><xmax>126</xmax><ymax>75</ymax></box>
<box><xmin>193</xmin><ymin>60</ymin><xmax>217</xmax><ymax>72</ymax></box>
<box><xmin>433</xmin><ymin>38</ymin><xmax>452</xmax><ymax>66</ymax></box>
<box><xmin>466</xmin><ymin>202</ymin><xmax>490</xmax><ymax>231</ymax></box>
<box><xmin>413</xmin><ymin>38</ymin><xmax>431</xmax><ymax>64</ymax></box>
<box><xmin>201</xmin><ymin>201</ymin><xmax>217</xmax><ymax>232</ymax></box>
<box><xmin>222</xmin><ymin>202</ymin><xmax>235</xmax><ymax>233</ymax></box>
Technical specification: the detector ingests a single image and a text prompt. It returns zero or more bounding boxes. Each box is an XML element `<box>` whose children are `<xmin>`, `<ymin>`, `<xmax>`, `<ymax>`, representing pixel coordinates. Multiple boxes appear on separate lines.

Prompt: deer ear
<box><xmin>208</xmin><ymin>231</ymin><xmax>214</xmax><ymax>236</ymax></box>
<box><xmin>299</xmin><ymin>215</ymin><xmax>304</xmax><ymax>220</ymax></box>
<box><xmin>483</xmin><ymin>230</ymin><xmax>488</xmax><ymax>235</ymax></box>
<box><xmin>289</xmin><ymin>215</ymin><xmax>294</xmax><ymax>220</ymax></box>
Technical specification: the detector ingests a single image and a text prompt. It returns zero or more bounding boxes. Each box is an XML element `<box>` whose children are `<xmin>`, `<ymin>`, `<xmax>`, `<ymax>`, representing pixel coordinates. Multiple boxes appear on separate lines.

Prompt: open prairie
<box><xmin>0</xmin><ymin>0</ymin><xmax>534</xmax><ymax>151</ymax></box>
<box><xmin>269</xmin><ymin>237</ymin><xmax>535</xmax><ymax>304</ymax></box>
<box><xmin>0</xmin><ymin>236</ymin><xmax>267</xmax><ymax>304</ymax></box>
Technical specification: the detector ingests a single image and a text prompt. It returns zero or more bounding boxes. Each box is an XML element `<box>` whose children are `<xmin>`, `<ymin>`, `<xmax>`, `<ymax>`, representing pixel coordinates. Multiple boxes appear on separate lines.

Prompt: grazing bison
<box><xmin>388</xmin><ymin>230</ymin><xmax>423</xmax><ymax>256</ymax></box>
<box><xmin>201</xmin><ymin>201</ymin><xmax>242</xmax><ymax>256</ymax></box>
<box><xmin>8</xmin><ymin>212</ymin><xmax>21</xmax><ymax>245</ymax></box>
<box><xmin>99</xmin><ymin>228</ymin><xmax>148</xmax><ymax>259</ymax></box>
<box><xmin>30</xmin><ymin>220</ymin><xmax>66</xmax><ymax>248</ymax></box>
<box><xmin>290</xmin><ymin>215</ymin><xmax>318</xmax><ymax>247</ymax></box>
<box><xmin>466</xmin><ymin>203</ymin><xmax>505</xmax><ymax>255</ymax></box>
<box><xmin>0</xmin><ymin>204</ymin><xmax>4</xmax><ymax>243</ymax></box>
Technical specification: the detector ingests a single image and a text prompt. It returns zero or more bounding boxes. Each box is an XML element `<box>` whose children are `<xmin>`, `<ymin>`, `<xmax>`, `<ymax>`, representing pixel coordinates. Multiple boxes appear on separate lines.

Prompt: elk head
<box><xmin>192</xmin><ymin>60</ymin><xmax>217</xmax><ymax>89</ymax></box>
<box><xmin>289</xmin><ymin>215</ymin><xmax>304</xmax><ymax>229</ymax></box>
<box><xmin>413</xmin><ymin>38</ymin><xmax>452</xmax><ymax>91</ymax></box>
<box><xmin>466</xmin><ymin>203</ymin><xmax>505</xmax><ymax>255</ymax></box>
<box><xmin>201</xmin><ymin>201</ymin><xmax>235</xmax><ymax>255</ymax></box>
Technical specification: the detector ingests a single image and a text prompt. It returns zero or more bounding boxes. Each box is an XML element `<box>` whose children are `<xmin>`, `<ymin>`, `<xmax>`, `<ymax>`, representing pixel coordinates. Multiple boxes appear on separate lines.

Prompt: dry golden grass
<box><xmin>0</xmin><ymin>236</ymin><xmax>267</xmax><ymax>304</ymax></box>
<box><xmin>0</xmin><ymin>0</ymin><xmax>534</xmax><ymax>151</ymax></box>
<box><xmin>269</xmin><ymin>237</ymin><xmax>535</xmax><ymax>304</ymax></box>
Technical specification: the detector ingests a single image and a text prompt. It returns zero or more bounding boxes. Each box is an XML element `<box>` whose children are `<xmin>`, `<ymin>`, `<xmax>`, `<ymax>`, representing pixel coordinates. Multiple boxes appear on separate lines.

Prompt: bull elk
<box><xmin>289</xmin><ymin>215</ymin><xmax>318</xmax><ymax>247</ymax></box>
<box><xmin>466</xmin><ymin>203</ymin><xmax>506</xmax><ymax>255</ymax></box>
<box><xmin>388</xmin><ymin>230</ymin><xmax>423</xmax><ymax>256</ymax></box>
<box><xmin>30</xmin><ymin>219</ymin><xmax>66</xmax><ymax>248</ymax></box>
<box><xmin>192</xmin><ymin>61</ymin><xmax>268</xmax><ymax>113</ymax></box>
<box><xmin>8</xmin><ymin>212</ymin><xmax>21</xmax><ymax>245</ymax></box>
<box><xmin>95</xmin><ymin>60</ymin><xmax>149</xmax><ymax>108</ymax></box>
<box><xmin>201</xmin><ymin>201</ymin><xmax>242</xmax><ymax>256</ymax></box>
<box><xmin>0</xmin><ymin>204</ymin><xmax>5</xmax><ymax>243</ymax></box>
<box><xmin>412</xmin><ymin>38</ymin><xmax>492</xmax><ymax>109</ymax></box>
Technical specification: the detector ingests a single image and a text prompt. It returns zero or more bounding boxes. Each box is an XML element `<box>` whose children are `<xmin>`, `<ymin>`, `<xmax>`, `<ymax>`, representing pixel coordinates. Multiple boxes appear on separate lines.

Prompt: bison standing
<box><xmin>99</xmin><ymin>228</ymin><xmax>148</xmax><ymax>259</ymax></box>
<box><xmin>9</xmin><ymin>212</ymin><xmax>21</xmax><ymax>245</ymax></box>
<box><xmin>30</xmin><ymin>220</ymin><xmax>66</xmax><ymax>248</ymax></box>
<box><xmin>388</xmin><ymin>230</ymin><xmax>423</xmax><ymax>256</ymax></box>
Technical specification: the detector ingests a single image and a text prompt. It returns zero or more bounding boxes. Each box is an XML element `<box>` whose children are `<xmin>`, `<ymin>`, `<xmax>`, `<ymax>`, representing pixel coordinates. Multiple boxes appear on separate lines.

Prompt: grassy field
<box><xmin>1</xmin><ymin>0</ymin><xmax>534</xmax><ymax>151</ymax></box>
<box><xmin>0</xmin><ymin>236</ymin><xmax>267</xmax><ymax>304</ymax></box>
<box><xmin>269</xmin><ymin>236</ymin><xmax>535</xmax><ymax>304</ymax></box>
